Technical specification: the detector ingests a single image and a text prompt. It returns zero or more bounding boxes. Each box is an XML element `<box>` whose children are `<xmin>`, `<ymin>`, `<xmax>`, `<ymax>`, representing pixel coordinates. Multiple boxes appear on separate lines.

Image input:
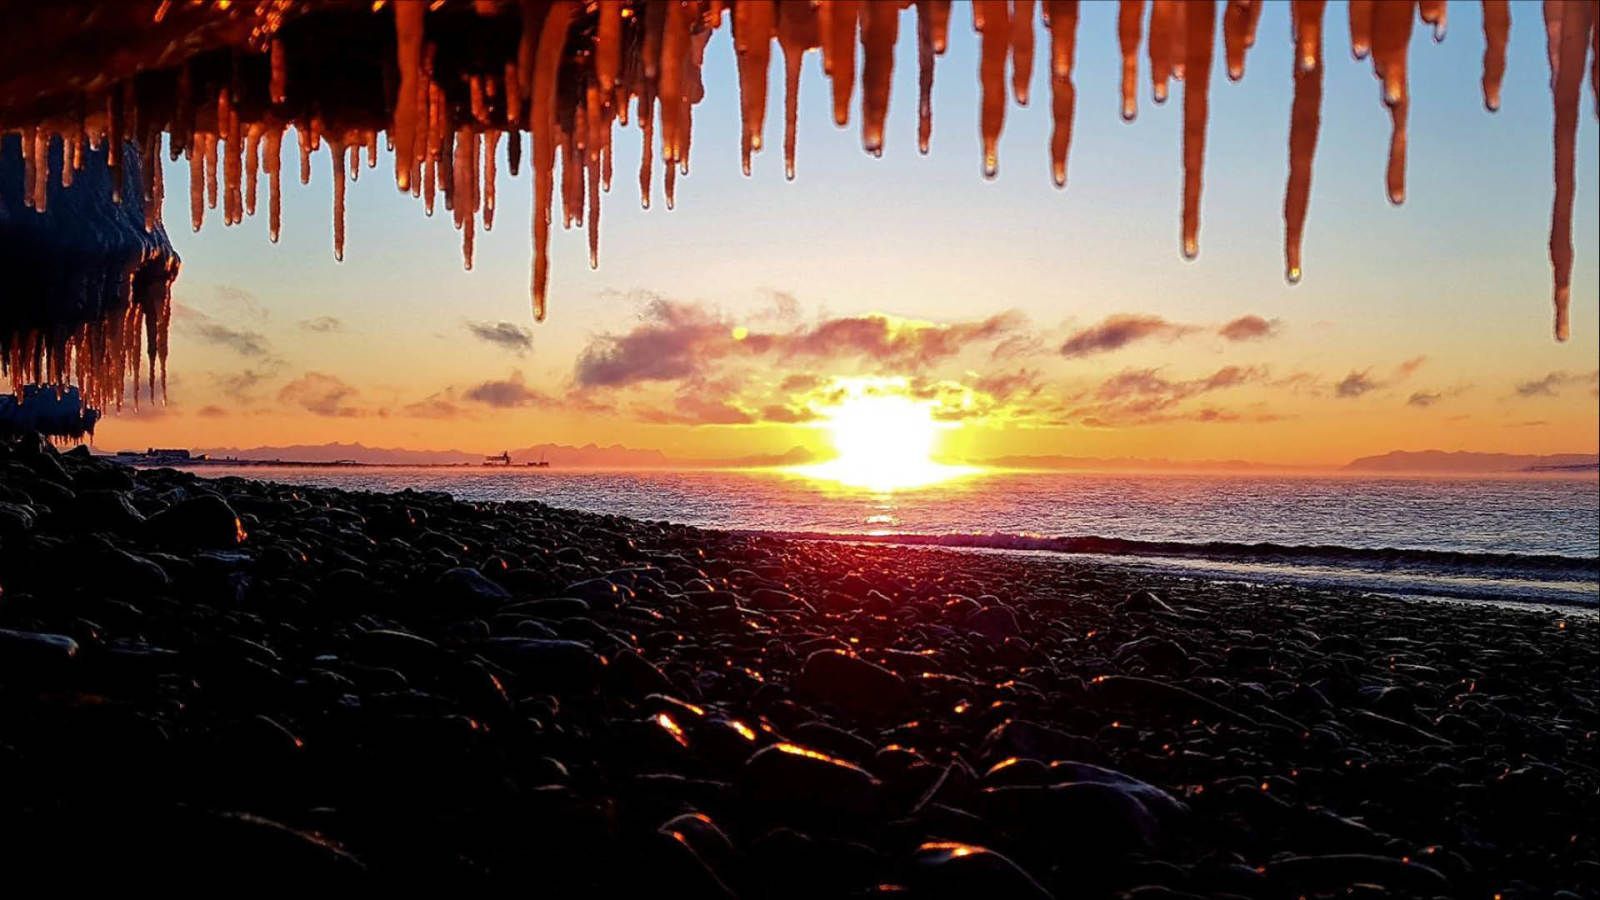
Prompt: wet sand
<box><xmin>0</xmin><ymin>440</ymin><xmax>1595</xmax><ymax>896</ymax></box>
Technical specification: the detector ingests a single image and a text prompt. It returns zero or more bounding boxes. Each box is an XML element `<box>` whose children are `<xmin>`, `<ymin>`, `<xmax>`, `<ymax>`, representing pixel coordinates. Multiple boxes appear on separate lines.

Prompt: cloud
<box><xmin>277</xmin><ymin>372</ymin><xmax>364</xmax><ymax>417</ymax></box>
<box><xmin>462</xmin><ymin>370</ymin><xmax>558</xmax><ymax>408</ymax></box>
<box><xmin>1394</xmin><ymin>356</ymin><xmax>1428</xmax><ymax>379</ymax></box>
<box><xmin>212</xmin><ymin>284</ymin><xmax>267</xmax><ymax>321</ymax></box>
<box><xmin>759</xmin><ymin>403</ymin><xmax>817</xmax><ymax>423</ymax></box>
<box><xmin>574</xmin><ymin>296</ymin><xmax>1024</xmax><ymax>389</ymax></box>
<box><xmin>298</xmin><ymin>316</ymin><xmax>345</xmax><ymax>333</ymax></box>
<box><xmin>1335</xmin><ymin>370</ymin><xmax>1380</xmax><ymax>399</ymax></box>
<box><xmin>1061</xmin><ymin>365</ymin><xmax>1272</xmax><ymax>426</ymax></box>
<box><xmin>637</xmin><ymin>393</ymin><xmax>757</xmax><ymax>425</ymax></box>
<box><xmin>1060</xmin><ymin>315</ymin><xmax>1198</xmax><ymax>358</ymax></box>
<box><xmin>1514</xmin><ymin>369</ymin><xmax>1599</xmax><ymax>398</ymax></box>
<box><xmin>1407</xmin><ymin>391</ymin><xmax>1442</xmax><ymax>407</ymax></box>
<box><xmin>196</xmin><ymin>405</ymin><xmax>229</xmax><ymax>418</ymax></box>
<box><xmin>210</xmin><ymin>366</ymin><xmax>282</xmax><ymax>404</ymax></box>
<box><xmin>178</xmin><ymin>306</ymin><xmax>272</xmax><ymax>357</ymax></box>
<box><xmin>1217</xmin><ymin>315</ymin><xmax>1280</xmax><ymax>341</ymax></box>
<box><xmin>465</xmin><ymin>320</ymin><xmax>535</xmax><ymax>354</ymax></box>
<box><xmin>400</xmin><ymin>390</ymin><xmax>468</xmax><ymax>419</ymax></box>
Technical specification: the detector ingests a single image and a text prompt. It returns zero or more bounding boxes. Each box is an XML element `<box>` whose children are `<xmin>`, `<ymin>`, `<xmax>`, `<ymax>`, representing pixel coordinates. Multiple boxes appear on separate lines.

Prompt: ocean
<box><xmin>187</xmin><ymin>466</ymin><xmax>1600</xmax><ymax>608</ymax></box>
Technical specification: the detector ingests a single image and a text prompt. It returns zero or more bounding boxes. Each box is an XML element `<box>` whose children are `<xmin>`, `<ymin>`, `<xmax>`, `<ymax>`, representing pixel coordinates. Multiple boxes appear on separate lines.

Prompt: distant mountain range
<box><xmin>183</xmin><ymin>442</ymin><xmax>1597</xmax><ymax>474</ymax></box>
<box><xmin>1343</xmin><ymin>450</ymin><xmax>1600</xmax><ymax>473</ymax></box>
<box><xmin>979</xmin><ymin>454</ymin><xmax>1313</xmax><ymax>472</ymax></box>
<box><xmin>194</xmin><ymin>441</ymin><xmax>816</xmax><ymax>469</ymax></box>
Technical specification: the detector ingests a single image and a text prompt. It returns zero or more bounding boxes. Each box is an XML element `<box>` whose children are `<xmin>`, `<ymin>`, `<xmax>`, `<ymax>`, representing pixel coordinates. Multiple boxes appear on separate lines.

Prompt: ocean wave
<box><xmin>741</xmin><ymin>529</ymin><xmax>1600</xmax><ymax>579</ymax></box>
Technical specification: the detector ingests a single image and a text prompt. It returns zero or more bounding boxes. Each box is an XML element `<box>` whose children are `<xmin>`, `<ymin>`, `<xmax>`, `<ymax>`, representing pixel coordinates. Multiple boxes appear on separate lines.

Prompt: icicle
<box><xmin>222</xmin><ymin>90</ymin><xmax>243</xmax><ymax>225</ymax></box>
<box><xmin>393</xmin><ymin>0</ymin><xmax>425</xmax><ymax>192</ymax></box>
<box><xmin>1181</xmin><ymin>0</ymin><xmax>1216</xmax><ymax>259</ymax></box>
<box><xmin>1224</xmin><ymin>0</ymin><xmax>1264</xmax><ymax>79</ymax></box>
<box><xmin>1480</xmin><ymin>1</ymin><xmax>1509</xmax><ymax>110</ymax></box>
<box><xmin>1119</xmin><ymin>1</ymin><xmax>1143</xmax><ymax>119</ymax></box>
<box><xmin>598</xmin><ymin>0</ymin><xmax>623</xmax><ymax>92</ymax></box>
<box><xmin>1349</xmin><ymin>0</ymin><xmax>1373</xmax><ymax>59</ymax></box>
<box><xmin>828</xmin><ymin>1</ymin><xmax>860</xmax><ymax>126</ymax></box>
<box><xmin>735</xmin><ymin>0</ymin><xmax>775</xmax><ymax>172</ymax></box>
<box><xmin>1011</xmin><ymin>0</ymin><xmax>1036</xmax><ymax>105</ymax></box>
<box><xmin>916</xmin><ymin>1</ymin><xmax>942</xmax><ymax>153</ymax></box>
<box><xmin>189</xmin><ymin>141</ymin><xmax>205</xmax><ymax>231</ymax></box>
<box><xmin>1548</xmin><ymin>0</ymin><xmax>1593</xmax><ymax>341</ymax></box>
<box><xmin>265</xmin><ymin>125</ymin><xmax>283</xmax><ymax>242</ymax></box>
<box><xmin>1286</xmin><ymin>0</ymin><xmax>1327</xmax><ymax>283</ymax></box>
<box><xmin>484</xmin><ymin>129</ymin><xmax>499</xmax><ymax>230</ymax></box>
<box><xmin>639</xmin><ymin>87</ymin><xmax>656</xmax><ymax>206</ymax></box>
<box><xmin>269</xmin><ymin>38</ymin><xmax>286</xmax><ymax>103</ymax></box>
<box><xmin>660</xmin><ymin>0</ymin><xmax>691</xmax><ymax>166</ymax></box>
<box><xmin>330</xmin><ymin>137</ymin><xmax>347</xmax><ymax>261</ymax></box>
<box><xmin>1046</xmin><ymin>1</ymin><xmax>1080</xmax><ymax>188</ymax></box>
<box><xmin>979</xmin><ymin>0</ymin><xmax>1010</xmax><ymax>176</ymax></box>
<box><xmin>530</xmin><ymin>1</ymin><xmax>573</xmax><ymax>321</ymax></box>
<box><xmin>861</xmin><ymin>0</ymin><xmax>897</xmax><ymax>155</ymax></box>
<box><xmin>1149</xmin><ymin>0</ymin><xmax>1178</xmax><ymax>103</ymax></box>
<box><xmin>245</xmin><ymin>124</ymin><xmax>261</xmax><ymax>215</ymax></box>
<box><xmin>586</xmin><ymin>84</ymin><xmax>603</xmax><ymax>268</ymax></box>
<box><xmin>1372</xmin><ymin>0</ymin><xmax>1414</xmax><ymax>205</ymax></box>
<box><xmin>779</xmin><ymin>0</ymin><xmax>817</xmax><ymax>177</ymax></box>
<box><xmin>1418</xmin><ymin>0</ymin><xmax>1447</xmax><ymax>41</ymax></box>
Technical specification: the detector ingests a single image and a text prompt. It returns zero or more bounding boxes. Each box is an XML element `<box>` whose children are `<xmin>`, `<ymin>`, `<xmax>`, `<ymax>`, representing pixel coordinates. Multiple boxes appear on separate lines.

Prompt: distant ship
<box><xmin>483</xmin><ymin>450</ymin><xmax>550</xmax><ymax>468</ymax></box>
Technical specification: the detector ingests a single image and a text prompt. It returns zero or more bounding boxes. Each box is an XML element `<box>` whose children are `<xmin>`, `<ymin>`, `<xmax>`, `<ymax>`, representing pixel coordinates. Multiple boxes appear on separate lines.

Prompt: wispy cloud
<box><xmin>462</xmin><ymin>370</ymin><xmax>557</xmax><ymax>408</ymax></box>
<box><xmin>1513</xmin><ymin>369</ymin><xmax>1599</xmax><ymax>398</ymax></box>
<box><xmin>298</xmin><ymin>316</ymin><xmax>345</xmax><ymax>333</ymax></box>
<box><xmin>178</xmin><ymin>305</ymin><xmax>273</xmax><ymax>358</ymax></box>
<box><xmin>465</xmin><ymin>320</ymin><xmax>535</xmax><ymax>354</ymax></box>
<box><xmin>278</xmin><ymin>372</ymin><xmax>364</xmax><ymax>417</ymax></box>
<box><xmin>1217</xmin><ymin>315</ymin><xmax>1281</xmax><ymax>341</ymax></box>
<box><xmin>1060</xmin><ymin>315</ymin><xmax>1198</xmax><ymax>358</ymax></box>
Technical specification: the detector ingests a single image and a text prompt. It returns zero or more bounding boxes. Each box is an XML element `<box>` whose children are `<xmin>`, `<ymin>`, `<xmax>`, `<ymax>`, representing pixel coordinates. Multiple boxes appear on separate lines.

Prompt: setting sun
<box><xmin>795</xmin><ymin>382</ymin><xmax>977</xmax><ymax>491</ymax></box>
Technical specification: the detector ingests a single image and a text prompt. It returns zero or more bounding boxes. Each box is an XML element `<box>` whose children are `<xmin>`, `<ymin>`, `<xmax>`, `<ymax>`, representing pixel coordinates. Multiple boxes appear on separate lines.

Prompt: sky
<box><xmin>94</xmin><ymin>1</ymin><xmax>1599</xmax><ymax>466</ymax></box>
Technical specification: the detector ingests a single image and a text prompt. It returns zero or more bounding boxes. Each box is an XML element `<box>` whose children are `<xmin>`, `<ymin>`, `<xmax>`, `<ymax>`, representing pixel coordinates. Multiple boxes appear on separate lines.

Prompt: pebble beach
<box><xmin>0</xmin><ymin>438</ymin><xmax>1594</xmax><ymax>896</ymax></box>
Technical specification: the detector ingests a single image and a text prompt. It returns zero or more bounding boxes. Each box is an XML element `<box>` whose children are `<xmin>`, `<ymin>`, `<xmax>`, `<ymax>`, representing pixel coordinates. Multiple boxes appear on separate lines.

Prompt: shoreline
<box><xmin>2</xmin><ymin>442</ymin><xmax>1596</xmax><ymax>892</ymax></box>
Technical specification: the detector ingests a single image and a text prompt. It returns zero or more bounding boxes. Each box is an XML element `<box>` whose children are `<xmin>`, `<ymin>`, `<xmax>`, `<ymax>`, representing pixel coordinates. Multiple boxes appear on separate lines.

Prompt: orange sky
<box><xmin>71</xmin><ymin>3</ymin><xmax>1600</xmax><ymax>465</ymax></box>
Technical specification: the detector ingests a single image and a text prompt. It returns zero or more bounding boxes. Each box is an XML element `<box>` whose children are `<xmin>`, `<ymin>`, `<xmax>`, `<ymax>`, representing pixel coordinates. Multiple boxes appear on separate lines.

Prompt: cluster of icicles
<box><xmin>8</xmin><ymin>0</ymin><xmax>1600</xmax><ymax>371</ymax></box>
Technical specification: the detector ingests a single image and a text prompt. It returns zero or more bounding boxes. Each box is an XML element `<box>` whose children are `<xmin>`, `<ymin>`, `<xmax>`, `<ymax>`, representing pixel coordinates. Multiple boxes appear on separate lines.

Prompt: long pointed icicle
<box><xmin>393</xmin><ymin>1</ymin><xmax>425</xmax><ymax>192</ymax></box>
<box><xmin>1286</xmin><ymin>0</ymin><xmax>1327</xmax><ymax>283</ymax></box>
<box><xmin>1011</xmin><ymin>0</ymin><xmax>1036</xmax><ymax>106</ymax></box>
<box><xmin>1181</xmin><ymin>0</ymin><xmax>1216</xmax><ymax>260</ymax></box>
<box><xmin>828</xmin><ymin>1</ymin><xmax>861</xmax><ymax>127</ymax></box>
<box><xmin>779</xmin><ymin>1</ymin><xmax>818</xmax><ymax>177</ymax></box>
<box><xmin>1118</xmin><ymin>0</ymin><xmax>1143</xmax><ymax>119</ymax></box>
<box><xmin>916</xmin><ymin>1</ymin><xmax>942</xmax><ymax>153</ymax></box>
<box><xmin>1548</xmin><ymin>0</ymin><xmax>1594</xmax><ymax>341</ymax></box>
<box><xmin>1224</xmin><ymin>1</ymin><xmax>1251</xmax><ymax>79</ymax></box>
<box><xmin>1373</xmin><ymin>0</ymin><xmax>1415</xmax><ymax>204</ymax></box>
<box><xmin>1350</xmin><ymin>0</ymin><xmax>1374</xmax><ymax>59</ymax></box>
<box><xmin>1482</xmin><ymin>0</ymin><xmax>1509</xmax><ymax>111</ymax></box>
<box><xmin>734</xmin><ymin>0</ymin><xmax>775</xmax><ymax>173</ymax></box>
<box><xmin>1046</xmin><ymin>1</ymin><xmax>1080</xmax><ymax>188</ymax></box>
<box><xmin>978</xmin><ymin>0</ymin><xmax>1010</xmax><ymax>176</ymax></box>
<box><xmin>861</xmin><ymin>0</ymin><xmax>898</xmax><ymax>154</ymax></box>
<box><xmin>530</xmin><ymin>1</ymin><xmax>573</xmax><ymax>321</ymax></box>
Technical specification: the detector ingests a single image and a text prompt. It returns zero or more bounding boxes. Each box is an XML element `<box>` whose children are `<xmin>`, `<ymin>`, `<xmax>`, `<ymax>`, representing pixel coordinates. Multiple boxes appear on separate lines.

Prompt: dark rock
<box><xmin>435</xmin><ymin>566</ymin><xmax>512</xmax><ymax>612</ymax></box>
<box><xmin>484</xmin><ymin>638</ymin><xmax>604</xmax><ymax>693</ymax></box>
<box><xmin>145</xmin><ymin>495</ymin><xmax>245</xmax><ymax>549</ymax></box>
<box><xmin>903</xmin><ymin>841</ymin><xmax>1053</xmax><ymax>899</ymax></box>
<box><xmin>797</xmin><ymin>649</ymin><xmax>909</xmax><ymax>718</ymax></box>
<box><xmin>739</xmin><ymin>742</ymin><xmax>881</xmax><ymax>825</ymax></box>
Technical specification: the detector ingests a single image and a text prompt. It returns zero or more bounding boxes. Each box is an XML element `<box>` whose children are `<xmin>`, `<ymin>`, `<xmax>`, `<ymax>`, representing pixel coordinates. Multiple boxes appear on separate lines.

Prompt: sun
<box><xmin>794</xmin><ymin>385</ymin><xmax>977</xmax><ymax>491</ymax></box>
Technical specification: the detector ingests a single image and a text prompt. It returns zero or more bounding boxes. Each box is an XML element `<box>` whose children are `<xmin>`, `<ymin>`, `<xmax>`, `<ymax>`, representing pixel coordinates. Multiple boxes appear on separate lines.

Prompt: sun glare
<box><xmin>795</xmin><ymin>386</ymin><xmax>977</xmax><ymax>490</ymax></box>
